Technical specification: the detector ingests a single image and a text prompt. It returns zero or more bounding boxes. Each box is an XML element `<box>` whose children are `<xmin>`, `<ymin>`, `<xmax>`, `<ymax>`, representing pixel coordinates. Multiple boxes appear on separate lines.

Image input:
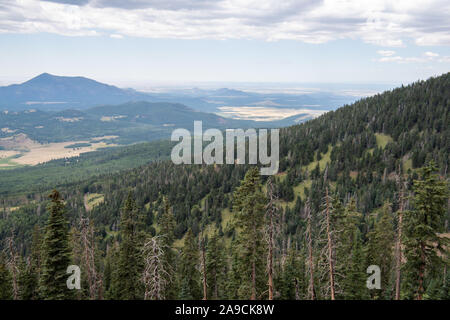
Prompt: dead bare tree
<box><xmin>5</xmin><ymin>235</ymin><xmax>20</xmax><ymax>300</ymax></box>
<box><xmin>79</xmin><ymin>217</ymin><xmax>102</xmax><ymax>299</ymax></box>
<box><xmin>200</xmin><ymin>236</ymin><xmax>208</xmax><ymax>300</ymax></box>
<box><xmin>305</xmin><ymin>199</ymin><xmax>316</xmax><ymax>300</ymax></box>
<box><xmin>317</xmin><ymin>167</ymin><xmax>337</xmax><ymax>300</ymax></box>
<box><xmin>141</xmin><ymin>236</ymin><xmax>171</xmax><ymax>300</ymax></box>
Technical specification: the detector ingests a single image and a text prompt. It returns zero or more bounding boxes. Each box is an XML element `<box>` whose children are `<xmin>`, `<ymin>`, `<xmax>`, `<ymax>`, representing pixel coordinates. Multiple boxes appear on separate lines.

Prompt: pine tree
<box><xmin>40</xmin><ymin>190</ymin><xmax>74</xmax><ymax>300</ymax></box>
<box><xmin>367</xmin><ymin>202</ymin><xmax>395</xmax><ymax>299</ymax></box>
<box><xmin>336</xmin><ymin>198</ymin><xmax>364</xmax><ymax>299</ymax></box>
<box><xmin>18</xmin><ymin>257</ymin><xmax>37</xmax><ymax>300</ymax></box>
<box><xmin>104</xmin><ymin>242</ymin><xmax>119</xmax><ymax>299</ymax></box>
<box><xmin>177</xmin><ymin>229</ymin><xmax>201</xmax><ymax>299</ymax></box>
<box><xmin>27</xmin><ymin>225</ymin><xmax>43</xmax><ymax>299</ymax></box>
<box><xmin>232</xmin><ymin>167</ymin><xmax>267</xmax><ymax>299</ymax></box>
<box><xmin>206</xmin><ymin>231</ymin><xmax>226</xmax><ymax>299</ymax></box>
<box><xmin>0</xmin><ymin>253</ymin><xmax>13</xmax><ymax>299</ymax></box>
<box><xmin>279</xmin><ymin>247</ymin><xmax>306</xmax><ymax>300</ymax></box>
<box><xmin>403</xmin><ymin>161</ymin><xmax>449</xmax><ymax>300</ymax></box>
<box><xmin>345</xmin><ymin>229</ymin><xmax>368</xmax><ymax>299</ymax></box>
<box><xmin>116</xmin><ymin>192</ymin><xmax>143</xmax><ymax>299</ymax></box>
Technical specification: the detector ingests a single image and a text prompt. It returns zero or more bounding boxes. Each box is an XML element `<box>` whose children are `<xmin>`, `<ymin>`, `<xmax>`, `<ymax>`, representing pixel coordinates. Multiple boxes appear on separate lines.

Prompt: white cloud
<box><xmin>424</xmin><ymin>51</ymin><xmax>439</xmax><ymax>57</ymax></box>
<box><xmin>110</xmin><ymin>34</ymin><xmax>123</xmax><ymax>39</ymax></box>
<box><xmin>377</xmin><ymin>50</ymin><xmax>396</xmax><ymax>57</ymax></box>
<box><xmin>0</xmin><ymin>0</ymin><xmax>449</xmax><ymax>46</ymax></box>
<box><xmin>377</xmin><ymin>51</ymin><xmax>449</xmax><ymax>64</ymax></box>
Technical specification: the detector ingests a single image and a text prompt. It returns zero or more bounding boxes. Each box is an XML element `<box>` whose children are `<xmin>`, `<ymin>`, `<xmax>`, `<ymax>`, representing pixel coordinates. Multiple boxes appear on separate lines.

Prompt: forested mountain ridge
<box><xmin>0</xmin><ymin>73</ymin><xmax>448</xmax><ymax>300</ymax></box>
<box><xmin>0</xmin><ymin>101</ymin><xmax>256</xmax><ymax>144</ymax></box>
<box><xmin>0</xmin><ymin>73</ymin><xmax>360</xmax><ymax>113</ymax></box>
<box><xmin>0</xmin><ymin>73</ymin><xmax>152</xmax><ymax>111</ymax></box>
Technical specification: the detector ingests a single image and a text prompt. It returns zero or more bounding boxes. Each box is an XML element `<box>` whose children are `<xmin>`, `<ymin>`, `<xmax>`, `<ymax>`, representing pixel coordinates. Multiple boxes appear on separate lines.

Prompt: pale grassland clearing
<box><xmin>55</xmin><ymin>117</ymin><xmax>83</xmax><ymax>122</ymax></box>
<box><xmin>375</xmin><ymin>133</ymin><xmax>393</xmax><ymax>149</ymax></box>
<box><xmin>100</xmin><ymin>115</ymin><xmax>127</xmax><ymax>122</ymax></box>
<box><xmin>84</xmin><ymin>193</ymin><xmax>104</xmax><ymax>212</ymax></box>
<box><xmin>1</xmin><ymin>127</ymin><xmax>16</xmax><ymax>133</ymax></box>
<box><xmin>0</xmin><ymin>134</ymin><xmax>117</xmax><ymax>166</ymax></box>
<box><xmin>216</xmin><ymin>106</ymin><xmax>327</xmax><ymax>121</ymax></box>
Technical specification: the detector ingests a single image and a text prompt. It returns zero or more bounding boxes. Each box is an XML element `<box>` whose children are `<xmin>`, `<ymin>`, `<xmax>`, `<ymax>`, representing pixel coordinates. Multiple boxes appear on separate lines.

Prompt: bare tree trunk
<box><xmin>305</xmin><ymin>200</ymin><xmax>316</xmax><ymax>300</ymax></box>
<box><xmin>80</xmin><ymin>217</ymin><xmax>100</xmax><ymax>299</ymax></box>
<box><xmin>268</xmin><ymin>218</ymin><xmax>274</xmax><ymax>300</ymax></box>
<box><xmin>6</xmin><ymin>236</ymin><xmax>19</xmax><ymax>300</ymax></box>
<box><xmin>201</xmin><ymin>237</ymin><xmax>208</xmax><ymax>300</ymax></box>
<box><xmin>325</xmin><ymin>187</ymin><xmax>336</xmax><ymax>300</ymax></box>
<box><xmin>142</xmin><ymin>236</ymin><xmax>170</xmax><ymax>300</ymax></box>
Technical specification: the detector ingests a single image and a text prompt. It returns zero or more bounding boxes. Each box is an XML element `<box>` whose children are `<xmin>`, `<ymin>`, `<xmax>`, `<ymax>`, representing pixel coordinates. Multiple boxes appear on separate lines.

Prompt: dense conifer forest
<box><xmin>0</xmin><ymin>73</ymin><xmax>448</xmax><ymax>300</ymax></box>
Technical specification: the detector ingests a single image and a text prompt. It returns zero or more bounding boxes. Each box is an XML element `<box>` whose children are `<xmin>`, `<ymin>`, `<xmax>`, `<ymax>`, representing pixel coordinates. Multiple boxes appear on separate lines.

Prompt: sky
<box><xmin>0</xmin><ymin>0</ymin><xmax>449</xmax><ymax>88</ymax></box>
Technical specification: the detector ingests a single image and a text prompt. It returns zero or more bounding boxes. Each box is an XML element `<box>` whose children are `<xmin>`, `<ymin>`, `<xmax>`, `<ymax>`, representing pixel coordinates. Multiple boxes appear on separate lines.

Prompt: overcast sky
<box><xmin>0</xmin><ymin>0</ymin><xmax>449</xmax><ymax>86</ymax></box>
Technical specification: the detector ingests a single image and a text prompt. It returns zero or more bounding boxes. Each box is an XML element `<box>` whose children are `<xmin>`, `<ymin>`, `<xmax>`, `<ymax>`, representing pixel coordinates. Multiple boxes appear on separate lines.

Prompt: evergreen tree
<box><xmin>18</xmin><ymin>258</ymin><xmax>38</xmax><ymax>300</ymax></box>
<box><xmin>116</xmin><ymin>192</ymin><xmax>143</xmax><ymax>299</ymax></box>
<box><xmin>345</xmin><ymin>229</ymin><xmax>368</xmax><ymax>299</ymax></box>
<box><xmin>177</xmin><ymin>229</ymin><xmax>201</xmax><ymax>299</ymax></box>
<box><xmin>27</xmin><ymin>225</ymin><xmax>42</xmax><ymax>299</ymax></box>
<box><xmin>104</xmin><ymin>242</ymin><xmax>120</xmax><ymax>299</ymax></box>
<box><xmin>279</xmin><ymin>247</ymin><xmax>306</xmax><ymax>300</ymax></box>
<box><xmin>206</xmin><ymin>231</ymin><xmax>226</xmax><ymax>299</ymax></box>
<box><xmin>366</xmin><ymin>202</ymin><xmax>395</xmax><ymax>299</ymax></box>
<box><xmin>232</xmin><ymin>167</ymin><xmax>267</xmax><ymax>299</ymax></box>
<box><xmin>336</xmin><ymin>198</ymin><xmax>365</xmax><ymax>299</ymax></box>
<box><xmin>0</xmin><ymin>253</ymin><xmax>13</xmax><ymax>299</ymax></box>
<box><xmin>403</xmin><ymin>161</ymin><xmax>449</xmax><ymax>300</ymax></box>
<box><xmin>40</xmin><ymin>190</ymin><xmax>74</xmax><ymax>300</ymax></box>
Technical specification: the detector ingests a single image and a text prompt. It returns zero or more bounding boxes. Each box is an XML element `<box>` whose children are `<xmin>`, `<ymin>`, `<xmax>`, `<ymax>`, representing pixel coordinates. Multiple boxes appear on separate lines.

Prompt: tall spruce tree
<box><xmin>366</xmin><ymin>202</ymin><xmax>395</xmax><ymax>299</ymax></box>
<box><xmin>116</xmin><ymin>192</ymin><xmax>143</xmax><ymax>299</ymax></box>
<box><xmin>279</xmin><ymin>247</ymin><xmax>306</xmax><ymax>300</ymax></box>
<box><xmin>345</xmin><ymin>229</ymin><xmax>368</xmax><ymax>299</ymax></box>
<box><xmin>0</xmin><ymin>253</ymin><xmax>13</xmax><ymax>299</ymax></box>
<box><xmin>40</xmin><ymin>190</ymin><xmax>74</xmax><ymax>300</ymax></box>
<box><xmin>232</xmin><ymin>167</ymin><xmax>267</xmax><ymax>299</ymax></box>
<box><xmin>177</xmin><ymin>229</ymin><xmax>201</xmax><ymax>299</ymax></box>
<box><xmin>403</xmin><ymin>161</ymin><xmax>449</xmax><ymax>300</ymax></box>
<box><xmin>336</xmin><ymin>198</ymin><xmax>365</xmax><ymax>299</ymax></box>
<box><xmin>206</xmin><ymin>231</ymin><xmax>226</xmax><ymax>299</ymax></box>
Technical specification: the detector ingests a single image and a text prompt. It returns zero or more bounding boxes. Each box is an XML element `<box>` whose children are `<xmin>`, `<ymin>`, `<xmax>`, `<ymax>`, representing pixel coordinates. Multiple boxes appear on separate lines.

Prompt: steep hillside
<box><xmin>1</xmin><ymin>73</ymin><xmax>448</xmax><ymax>300</ymax></box>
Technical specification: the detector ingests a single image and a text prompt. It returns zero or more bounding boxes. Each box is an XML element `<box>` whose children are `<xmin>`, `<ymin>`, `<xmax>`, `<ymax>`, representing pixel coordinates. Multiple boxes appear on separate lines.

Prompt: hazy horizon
<box><xmin>1</xmin><ymin>1</ymin><xmax>449</xmax><ymax>86</ymax></box>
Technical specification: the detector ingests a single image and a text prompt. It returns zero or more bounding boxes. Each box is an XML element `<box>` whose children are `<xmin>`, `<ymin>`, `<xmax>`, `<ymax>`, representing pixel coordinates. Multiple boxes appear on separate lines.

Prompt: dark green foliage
<box><xmin>206</xmin><ymin>231</ymin><xmax>226</xmax><ymax>300</ymax></box>
<box><xmin>232</xmin><ymin>167</ymin><xmax>267</xmax><ymax>299</ymax></box>
<box><xmin>0</xmin><ymin>253</ymin><xmax>13</xmax><ymax>299</ymax></box>
<box><xmin>40</xmin><ymin>190</ymin><xmax>74</xmax><ymax>300</ymax></box>
<box><xmin>0</xmin><ymin>73</ymin><xmax>449</xmax><ymax>300</ymax></box>
<box><xmin>366</xmin><ymin>202</ymin><xmax>395</xmax><ymax>299</ymax></box>
<box><xmin>177</xmin><ymin>229</ymin><xmax>201</xmax><ymax>299</ymax></box>
<box><xmin>403</xmin><ymin>161</ymin><xmax>449</xmax><ymax>300</ymax></box>
<box><xmin>115</xmin><ymin>192</ymin><xmax>143</xmax><ymax>299</ymax></box>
